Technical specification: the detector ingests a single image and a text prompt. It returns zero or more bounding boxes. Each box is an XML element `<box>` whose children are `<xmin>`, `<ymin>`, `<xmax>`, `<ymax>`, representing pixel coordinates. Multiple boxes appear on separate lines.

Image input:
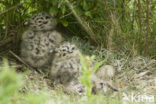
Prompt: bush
<box><xmin>0</xmin><ymin>0</ymin><xmax>156</xmax><ymax>57</ymax></box>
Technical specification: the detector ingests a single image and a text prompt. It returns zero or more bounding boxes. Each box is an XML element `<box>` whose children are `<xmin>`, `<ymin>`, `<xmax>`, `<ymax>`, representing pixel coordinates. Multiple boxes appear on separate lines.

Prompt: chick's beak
<box><xmin>24</xmin><ymin>20</ymin><xmax>31</xmax><ymax>26</ymax></box>
<box><xmin>50</xmin><ymin>49</ymin><xmax>58</xmax><ymax>54</ymax></box>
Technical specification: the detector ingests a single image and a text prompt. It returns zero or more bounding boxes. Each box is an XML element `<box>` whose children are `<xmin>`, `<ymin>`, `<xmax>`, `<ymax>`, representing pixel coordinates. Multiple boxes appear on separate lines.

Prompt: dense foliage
<box><xmin>0</xmin><ymin>0</ymin><xmax>156</xmax><ymax>57</ymax></box>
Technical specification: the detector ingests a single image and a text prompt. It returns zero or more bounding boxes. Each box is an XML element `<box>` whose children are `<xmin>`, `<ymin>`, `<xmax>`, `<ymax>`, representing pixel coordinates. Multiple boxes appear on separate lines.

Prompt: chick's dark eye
<box><xmin>63</xmin><ymin>53</ymin><xmax>66</xmax><ymax>56</ymax></box>
<box><xmin>45</xmin><ymin>16</ymin><xmax>50</xmax><ymax>19</ymax></box>
<box><xmin>43</xmin><ymin>21</ymin><xmax>48</xmax><ymax>24</ymax></box>
<box><xmin>72</xmin><ymin>47</ymin><xmax>75</xmax><ymax>50</ymax></box>
<box><xmin>99</xmin><ymin>82</ymin><xmax>103</xmax><ymax>87</ymax></box>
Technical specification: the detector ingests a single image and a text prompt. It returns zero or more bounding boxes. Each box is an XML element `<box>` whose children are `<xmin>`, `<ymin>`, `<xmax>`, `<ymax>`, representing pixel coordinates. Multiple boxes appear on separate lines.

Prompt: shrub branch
<box><xmin>65</xmin><ymin>1</ymin><xmax>97</xmax><ymax>43</ymax></box>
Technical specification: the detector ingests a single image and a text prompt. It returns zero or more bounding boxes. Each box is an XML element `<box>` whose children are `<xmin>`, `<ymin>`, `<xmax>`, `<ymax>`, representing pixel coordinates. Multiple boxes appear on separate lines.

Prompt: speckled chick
<box><xmin>50</xmin><ymin>42</ymin><xmax>81</xmax><ymax>85</ymax></box>
<box><xmin>21</xmin><ymin>12</ymin><xmax>63</xmax><ymax>68</ymax></box>
<box><xmin>50</xmin><ymin>42</ymin><xmax>117</xmax><ymax>95</ymax></box>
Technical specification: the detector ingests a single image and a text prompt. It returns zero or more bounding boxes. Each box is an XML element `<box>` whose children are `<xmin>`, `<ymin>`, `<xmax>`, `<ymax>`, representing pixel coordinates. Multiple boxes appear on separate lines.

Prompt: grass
<box><xmin>0</xmin><ymin>59</ymin><xmax>120</xmax><ymax>104</ymax></box>
<box><xmin>0</xmin><ymin>43</ymin><xmax>155</xmax><ymax>104</ymax></box>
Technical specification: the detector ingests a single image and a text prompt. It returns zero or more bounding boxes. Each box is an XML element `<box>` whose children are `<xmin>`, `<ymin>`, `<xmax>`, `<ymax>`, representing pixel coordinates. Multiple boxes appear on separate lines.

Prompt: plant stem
<box><xmin>144</xmin><ymin>0</ymin><xmax>150</xmax><ymax>56</ymax></box>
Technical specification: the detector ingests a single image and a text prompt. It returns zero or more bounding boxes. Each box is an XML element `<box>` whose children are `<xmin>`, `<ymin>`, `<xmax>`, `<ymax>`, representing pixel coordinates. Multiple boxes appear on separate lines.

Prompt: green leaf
<box><xmin>93</xmin><ymin>57</ymin><xmax>108</xmax><ymax>72</ymax></box>
<box><xmin>49</xmin><ymin>7</ymin><xmax>58</xmax><ymax>15</ymax></box>
<box><xmin>51</xmin><ymin>0</ymin><xmax>58</xmax><ymax>6</ymax></box>
<box><xmin>94</xmin><ymin>60</ymin><xmax>104</xmax><ymax>71</ymax></box>
<box><xmin>61</xmin><ymin>6</ymin><xmax>66</xmax><ymax>15</ymax></box>
<box><xmin>62</xmin><ymin>20</ymin><xmax>68</xmax><ymax>27</ymax></box>
<box><xmin>85</xmin><ymin>11</ymin><xmax>92</xmax><ymax>18</ymax></box>
<box><xmin>79</xmin><ymin>53</ymin><xmax>87</xmax><ymax>70</ymax></box>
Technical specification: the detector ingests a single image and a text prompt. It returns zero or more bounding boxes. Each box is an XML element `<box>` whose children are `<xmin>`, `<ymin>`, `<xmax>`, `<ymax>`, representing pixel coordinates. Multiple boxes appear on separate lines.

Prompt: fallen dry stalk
<box><xmin>9</xmin><ymin>50</ymin><xmax>36</xmax><ymax>72</ymax></box>
<box><xmin>65</xmin><ymin>1</ymin><xmax>97</xmax><ymax>43</ymax></box>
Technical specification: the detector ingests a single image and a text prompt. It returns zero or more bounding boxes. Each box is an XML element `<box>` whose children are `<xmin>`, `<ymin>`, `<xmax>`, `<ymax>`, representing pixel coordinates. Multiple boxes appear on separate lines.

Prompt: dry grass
<box><xmin>6</xmin><ymin>37</ymin><xmax>154</xmax><ymax>104</ymax></box>
<box><xmin>0</xmin><ymin>35</ymin><xmax>155</xmax><ymax>103</ymax></box>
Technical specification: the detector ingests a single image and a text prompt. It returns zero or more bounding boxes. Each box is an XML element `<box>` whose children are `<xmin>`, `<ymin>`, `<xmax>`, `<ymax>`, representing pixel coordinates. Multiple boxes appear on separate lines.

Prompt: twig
<box><xmin>137</xmin><ymin>0</ymin><xmax>142</xmax><ymax>34</ymax></box>
<box><xmin>121</xmin><ymin>0</ymin><xmax>125</xmax><ymax>21</ymax></box>
<box><xmin>144</xmin><ymin>0</ymin><xmax>150</xmax><ymax>56</ymax></box>
<box><xmin>132</xmin><ymin>0</ymin><xmax>136</xmax><ymax>30</ymax></box>
<box><xmin>107</xmin><ymin>28</ymin><xmax>114</xmax><ymax>51</ymax></box>
<box><xmin>9</xmin><ymin>50</ymin><xmax>34</xmax><ymax>71</ymax></box>
<box><xmin>0</xmin><ymin>3</ymin><xmax>22</xmax><ymax>16</ymax></box>
<box><xmin>4</xmin><ymin>0</ymin><xmax>9</xmax><ymax>39</ymax></box>
<box><xmin>60</xmin><ymin>12</ymin><xmax>72</xmax><ymax>19</ymax></box>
